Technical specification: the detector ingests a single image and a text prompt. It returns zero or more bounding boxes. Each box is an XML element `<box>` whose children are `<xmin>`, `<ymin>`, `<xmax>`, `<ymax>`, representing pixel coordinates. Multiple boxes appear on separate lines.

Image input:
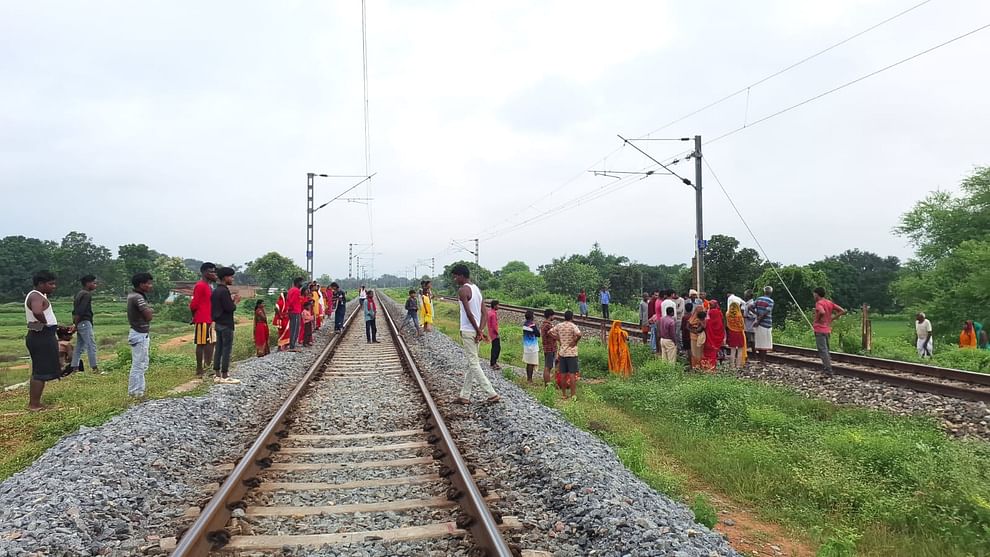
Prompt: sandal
<box><xmin>453</xmin><ymin>398</ymin><xmax>471</xmax><ymax>405</ymax></box>
<box><xmin>485</xmin><ymin>395</ymin><xmax>501</xmax><ymax>404</ymax></box>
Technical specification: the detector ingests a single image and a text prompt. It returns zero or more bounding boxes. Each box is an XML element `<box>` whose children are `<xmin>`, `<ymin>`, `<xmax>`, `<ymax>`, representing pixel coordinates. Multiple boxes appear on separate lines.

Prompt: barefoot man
<box><xmin>451</xmin><ymin>264</ymin><xmax>500</xmax><ymax>405</ymax></box>
<box><xmin>25</xmin><ymin>270</ymin><xmax>60</xmax><ymax>410</ymax></box>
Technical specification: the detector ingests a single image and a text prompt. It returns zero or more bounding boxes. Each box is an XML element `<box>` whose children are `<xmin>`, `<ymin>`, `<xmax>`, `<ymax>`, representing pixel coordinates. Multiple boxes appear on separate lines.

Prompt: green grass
<box><xmin>427</xmin><ymin>295</ymin><xmax>990</xmax><ymax>557</ymax></box>
<box><xmin>0</xmin><ymin>295</ymin><xmax>266</xmax><ymax>480</ymax></box>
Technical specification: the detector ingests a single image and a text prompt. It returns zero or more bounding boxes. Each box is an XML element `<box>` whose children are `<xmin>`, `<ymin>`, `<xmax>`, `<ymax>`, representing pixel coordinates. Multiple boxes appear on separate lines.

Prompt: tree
<box><xmin>149</xmin><ymin>255</ymin><xmax>197</xmax><ymax>302</ymax></box>
<box><xmin>245</xmin><ymin>252</ymin><xmax>307</xmax><ymax>290</ymax></box>
<box><xmin>51</xmin><ymin>232</ymin><xmax>114</xmax><ymax>290</ymax></box>
<box><xmin>538</xmin><ymin>258</ymin><xmax>601</xmax><ymax>296</ymax></box>
<box><xmin>893</xmin><ymin>241</ymin><xmax>990</xmax><ymax>336</ymax></box>
<box><xmin>438</xmin><ymin>261</ymin><xmax>494</xmax><ymax>292</ymax></box>
<box><xmin>695</xmin><ymin>234</ymin><xmax>765</xmax><ymax>301</ymax></box>
<box><xmin>895</xmin><ymin>166</ymin><xmax>990</xmax><ymax>267</ymax></box>
<box><xmin>501</xmin><ymin>270</ymin><xmax>545</xmax><ymax>299</ymax></box>
<box><xmin>810</xmin><ymin>250</ymin><xmax>900</xmax><ymax>313</ymax></box>
<box><xmin>0</xmin><ymin>236</ymin><xmax>57</xmax><ymax>301</ymax></box>
<box><xmin>754</xmin><ymin>265</ymin><xmax>830</xmax><ymax>325</ymax></box>
<box><xmin>497</xmin><ymin>261</ymin><xmax>530</xmax><ymax>276</ymax></box>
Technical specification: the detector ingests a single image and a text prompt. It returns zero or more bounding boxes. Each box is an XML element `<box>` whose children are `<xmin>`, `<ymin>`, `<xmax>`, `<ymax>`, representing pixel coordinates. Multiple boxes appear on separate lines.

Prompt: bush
<box><xmin>690</xmin><ymin>494</ymin><xmax>718</xmax><ymax>528</ymax></box>
<box><xmin>578</xmin><ymin>342</ymin><xmax>609</xmax><ymax>379</ymax></box>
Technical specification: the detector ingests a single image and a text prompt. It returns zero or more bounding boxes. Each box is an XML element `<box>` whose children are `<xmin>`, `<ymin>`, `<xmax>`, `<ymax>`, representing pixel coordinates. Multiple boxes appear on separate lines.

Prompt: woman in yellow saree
<box><xmin>725</xmin><ymin>301</ymin><xmax>747</xmax><ymax>368</ymax></box>
<box><xmin>421</xmin><ymin>280</ymin><xmax>435</xmax><ymax>332</ymax></box>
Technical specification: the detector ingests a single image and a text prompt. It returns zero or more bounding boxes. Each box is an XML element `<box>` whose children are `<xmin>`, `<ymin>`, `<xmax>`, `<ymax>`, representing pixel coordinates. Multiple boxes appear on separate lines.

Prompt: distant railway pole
<box><xmin>305</xmin><ymin>172</ymin><xmax>375</xmax><ymax>279</ymax></box>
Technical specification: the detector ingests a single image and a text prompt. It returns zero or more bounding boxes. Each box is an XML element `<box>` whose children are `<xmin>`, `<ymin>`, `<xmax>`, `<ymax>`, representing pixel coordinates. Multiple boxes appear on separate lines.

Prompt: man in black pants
<box><xmin>211</xmin><ymin>267</ymin><xmax>241</xmax><ymax>384</ymax></box>
<box><xmin>331</xmin><ymin>281</ymin><xmax>346</xmax><ymax>331</ymax></box>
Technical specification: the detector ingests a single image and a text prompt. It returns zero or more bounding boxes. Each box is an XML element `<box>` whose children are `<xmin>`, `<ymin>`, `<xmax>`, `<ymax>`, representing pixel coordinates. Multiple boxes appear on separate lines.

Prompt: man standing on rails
<box><xmin>211</xmin><ymin>267</ymin><xmax>241</xmax><ymax>383</ymax></box>
<box><xmin>813</xmin><ymin>287</ymin><xmax>846</xmax><ymax>376</ymax></box>
<box><xmin>451</xmin><ymin>264</ymin><xmax>500</xmax><ymax>405</ymax></box>
<box><xmin>286</xmin><ymin>277</ymin><xmax>304</xmax><ymax>351</ymax></box>
<box><xmin>742</xmin><ymin>289</ymin><xmax>756</xmax><ymax>356</ymax></box>
<box><xmin>190</xmin><ymin>262</ymin><xmax>217</xmax><ymax>375</ymax></box>
<box><xmin>577</xmin><ymin>288</ymin><xmax>588</xmax><ymax>317</ymax></box>
<box><xmin>599</xmin><ymin>286</ymin><xmax>611</xmax><ymax>320</ymax></box>
<box><xmin>639</xmin><ymin>293</ymin><xmax>650</xmax><ymax>345</ymax></box>
<box><xmin>753</xmin><ymin>286</ymin><xmax>775</xmax><ymax>362</ymax></box>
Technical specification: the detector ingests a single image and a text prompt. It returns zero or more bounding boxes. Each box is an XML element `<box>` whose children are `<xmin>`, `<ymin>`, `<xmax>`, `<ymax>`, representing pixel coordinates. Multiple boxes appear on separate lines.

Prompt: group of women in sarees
<box><xmin>685</xmin><ymin>298</ymin><xmax>748</xmax><ymax>371</ymax></box>
<box><xmin>267</xmin><ymin>282</ymin><xmax>344</xmax><ymax>353</ymax></box>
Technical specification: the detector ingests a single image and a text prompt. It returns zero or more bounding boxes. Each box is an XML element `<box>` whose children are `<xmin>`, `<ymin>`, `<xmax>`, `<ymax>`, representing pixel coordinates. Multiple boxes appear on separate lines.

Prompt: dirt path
<box><xmin>709</xmin><ymin>494</ymin><xmax>814</xmax><ymax>557</ymax></box>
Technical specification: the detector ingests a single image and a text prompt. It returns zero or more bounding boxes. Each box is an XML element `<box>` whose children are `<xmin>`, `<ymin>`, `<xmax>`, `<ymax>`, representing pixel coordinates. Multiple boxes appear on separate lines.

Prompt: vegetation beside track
<box><xmin>414</xmin><ymin>292</ymin><xmax>990</xmax><ymax>557</ymax></box>
<box><xmin>0</xmin><ymin>297</ymin><xmax>265</xmax><ymax>480</ymax></box>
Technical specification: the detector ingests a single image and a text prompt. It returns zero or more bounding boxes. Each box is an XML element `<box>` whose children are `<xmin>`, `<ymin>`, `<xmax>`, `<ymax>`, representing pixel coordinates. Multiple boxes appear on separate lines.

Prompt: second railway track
<box><xmin>438</xmin><ymin>296</ymin><xmax>990</xmax><ymax>403</ymax></box>
<box><xmin>166</xmin><ymin>302</ymin><xmax>518</xmax><ymax>556</ymax></box>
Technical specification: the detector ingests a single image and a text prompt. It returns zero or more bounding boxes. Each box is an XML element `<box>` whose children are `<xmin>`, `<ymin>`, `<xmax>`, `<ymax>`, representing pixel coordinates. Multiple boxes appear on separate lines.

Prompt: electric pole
<box><xmin>306</xmin><ymin>173</ymin><xmax>315</xmax><ymax>279</ymax></box>
<box><xmin>431</xmin><ymin>257</ymin><xmax>435</xmax><ymax>278</ymax></box>
<box><xmin>693</xmin><ymin>135</ymin><xmax>704</xmax><ymax>293</ymax></box>
<box><xmin>606</xmin><ymin>135</ymin><xmax>705</xmax><ymax>292</ymax></box>
<box><xmin>474</xmin><ymin>238</ymin><xmax>479</xmax><ymax>266</ymax></box>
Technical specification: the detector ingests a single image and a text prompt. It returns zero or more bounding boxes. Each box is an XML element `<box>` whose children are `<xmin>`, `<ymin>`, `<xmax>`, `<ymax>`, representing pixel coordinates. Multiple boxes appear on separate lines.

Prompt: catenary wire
<box><xmin>705</xmin><ymin>21</ymin><xmax>990</xmax><ymax>146</ymax></box>
<box><xmin>642</xmin><ymin>0</ymin><xmax>937</xmax><ymax>137</ymax></box>
<box><xmin>703</xmin><ymin>156</ymin><xmax>814</xmax><ymax>330</ymax></box>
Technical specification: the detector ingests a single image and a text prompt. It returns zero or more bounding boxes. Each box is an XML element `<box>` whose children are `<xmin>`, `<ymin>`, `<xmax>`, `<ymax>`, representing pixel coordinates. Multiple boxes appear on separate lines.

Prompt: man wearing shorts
<box><xmin>189</xmin><ymin>262</ymin><xmax>217</xmax><ymax>375</ymax></box>
<box><xmin>540</xmin><ymin>308</ymin><xmax>557</xmax><ymax>387</ymax></box>
<box><xmin>550</xmin><ymin>310</ymin><xmax>582</xmax><ymax>400</ymax></box>
<box><xmin>25</xmin><ymin>270</ymin><xmax>60</xmax><ymax>410</ymax></box>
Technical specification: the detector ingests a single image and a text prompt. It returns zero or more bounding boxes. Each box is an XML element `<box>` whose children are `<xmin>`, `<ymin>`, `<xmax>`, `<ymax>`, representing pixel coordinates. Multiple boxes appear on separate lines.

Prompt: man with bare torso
<box><xmin>25</xmin><ymin>271</ymin><xmax>60</xmax><ymax>410</ymax></box>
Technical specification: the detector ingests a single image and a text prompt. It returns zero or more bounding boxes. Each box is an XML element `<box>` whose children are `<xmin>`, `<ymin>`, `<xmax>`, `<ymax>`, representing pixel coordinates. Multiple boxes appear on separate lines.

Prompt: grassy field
<box><xmin>0</xmin><ymin>296</ymin><xmax>265</xmax><ymax>480</ymax></box>
<box><xmin>421</xmin><ymin>294</ymin><xmax>990</xmax><ymax>557</ymax></box>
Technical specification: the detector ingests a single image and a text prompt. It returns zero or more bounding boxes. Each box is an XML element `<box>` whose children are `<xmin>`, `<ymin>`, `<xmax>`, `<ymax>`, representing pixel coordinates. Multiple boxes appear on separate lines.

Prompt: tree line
<box><xmin>0</xmin><ymin>233</ymin><xmax>311</xmax><ymax>304</ymax></box>
<box><xmin>435</xmin><ymin>167</ymin><xmax>989</xmax><ymax>330</ymax></box>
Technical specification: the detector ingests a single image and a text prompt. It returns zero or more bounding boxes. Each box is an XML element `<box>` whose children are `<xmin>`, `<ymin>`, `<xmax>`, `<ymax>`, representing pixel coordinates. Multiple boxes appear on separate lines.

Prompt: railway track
<box><xmin>438</xmin><ymin>296</ymin><xmax>990</xmax><ymax>403</ymax></box>
<box><xmin>164</xmin><ymin>302</ymin><xmax>518</xmax><ymax>556</ymax></box>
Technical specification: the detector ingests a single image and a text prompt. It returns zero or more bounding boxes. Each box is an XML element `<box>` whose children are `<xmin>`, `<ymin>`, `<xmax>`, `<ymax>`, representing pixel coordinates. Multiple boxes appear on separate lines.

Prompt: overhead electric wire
<box><xmin>704</xmin><ymin>21</ymin><xmax>990</xmax><ymax>146</ymax></box>
<box><xmin>362</xmin><ymin>0</ymin><xmax>375</xmax><ymax>273</ymax></box>
<box><xmin>704</xmin><ymin>157</ymin><xmax>814</xmax><ymax>329</ymax></box>
<box><xmin>642</xmin><ymin>0</ymin><xmax>937</xmax><ymax>137</ymax></box>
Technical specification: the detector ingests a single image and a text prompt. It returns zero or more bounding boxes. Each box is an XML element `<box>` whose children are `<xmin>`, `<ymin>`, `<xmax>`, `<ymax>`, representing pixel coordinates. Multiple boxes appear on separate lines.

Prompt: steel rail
<box><xmin>171</xmin><ymin>306</ymin><xmax>361</xmax><ymax>557</ymax></box>
<box><xmin>436</xmin><ymin>295</ymin><xmax>990</xmax><ymax>395</ymax></box>
<box><xmin>379</xmin><ymin>298</ymin><xmax>515</xmax><ymax>557</ymax></box>
<box><xmin>764</xmin><ymin>353</ymin><xmax>990</xmax><ymax>403</ymax></box>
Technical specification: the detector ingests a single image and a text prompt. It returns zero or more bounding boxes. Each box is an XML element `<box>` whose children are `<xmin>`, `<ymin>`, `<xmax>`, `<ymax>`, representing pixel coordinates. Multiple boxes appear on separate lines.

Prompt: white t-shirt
<box><xmin>915</xmin><ymin>319</ymin><xmax>932</xmax><ymax>338</ymax></box>
<box><xmin>459</xmin><ymin>283</ymin><xmax>483</xmax><ymax>334</ymax></box>
<box><xmin>660</xmin><ymin>299</ymin><xmax>676</xmax><ymax>321</ymax></box>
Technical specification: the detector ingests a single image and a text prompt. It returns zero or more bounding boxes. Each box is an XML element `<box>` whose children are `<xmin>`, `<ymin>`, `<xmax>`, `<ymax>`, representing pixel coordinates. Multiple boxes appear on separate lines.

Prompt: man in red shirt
<box><xmin>286</xmin><ymin>277</ymin><xmax>304</xmax><ymax>351</ymax></box>
<box><xmin>813</xmin><ymin>287</ymin><xmax>846</xmax><ymax>376</ymax></box>
<box><xmin>189</xmin><ymin>262</ymin><xmax>217</xmax><ymax>375</ymax></box>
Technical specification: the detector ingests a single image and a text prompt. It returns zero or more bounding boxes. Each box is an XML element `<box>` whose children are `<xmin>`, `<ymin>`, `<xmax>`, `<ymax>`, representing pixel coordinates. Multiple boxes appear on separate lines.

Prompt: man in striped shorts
<box><xmin>190</xmin><ymin>262</ymin><xmax>217</xmax><ymax>375</ymax></box>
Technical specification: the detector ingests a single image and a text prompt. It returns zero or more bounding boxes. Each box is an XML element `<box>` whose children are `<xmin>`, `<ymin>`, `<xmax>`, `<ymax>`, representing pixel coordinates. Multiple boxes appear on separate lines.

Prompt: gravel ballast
<box><xmin>0</xmin><ymin>306</ymin><xmax>355</xmax><ymax>557</ymax></box>
<box><xmin>383</xmin><ymin>294</ymin><xmax>737</xmax><ymax>557</ymax></box>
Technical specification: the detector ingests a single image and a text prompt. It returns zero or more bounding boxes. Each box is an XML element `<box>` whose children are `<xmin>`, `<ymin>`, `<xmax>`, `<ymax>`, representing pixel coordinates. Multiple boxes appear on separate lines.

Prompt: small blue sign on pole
<box><xmin>697</xmin><ymin>239</ymin><xmax>708</xmax><ymax>251</ymax></box>
<box><xmin>306</xmin><ymin>251</ymin><xmax>313</xmax><ymax>258</ymax></box>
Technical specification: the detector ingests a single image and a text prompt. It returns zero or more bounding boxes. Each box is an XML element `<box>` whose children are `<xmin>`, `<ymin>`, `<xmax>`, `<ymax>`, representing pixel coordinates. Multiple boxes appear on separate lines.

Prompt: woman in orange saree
<box><xmin>607</xmin><ymin>321</ymin><xmax>632</xmax><ymax>377</ymax></box>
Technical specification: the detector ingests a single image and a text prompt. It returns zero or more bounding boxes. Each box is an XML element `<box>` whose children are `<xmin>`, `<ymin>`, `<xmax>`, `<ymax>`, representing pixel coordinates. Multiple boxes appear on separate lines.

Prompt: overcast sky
<box><xmin>2</xmin><ymin>0</ymin><xmax>988</xmax><ymax>279</ymax></box>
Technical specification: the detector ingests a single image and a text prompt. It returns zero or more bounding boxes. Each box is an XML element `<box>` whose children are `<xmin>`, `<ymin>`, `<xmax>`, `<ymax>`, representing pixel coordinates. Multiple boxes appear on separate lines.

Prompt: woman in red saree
<box><xmin>254</xmin><ymin>300</ymin><xmax>271</xmax><ymax>357</ymax></box>
<box><xmin>272</xmin><ymin>292</ymin><xmax>291</xmax><ymax>351</ymax></box>
<box><xmin>702</xmin><ymin>300</ymin><xmax>725</xmax><ymax>370</ymax></box>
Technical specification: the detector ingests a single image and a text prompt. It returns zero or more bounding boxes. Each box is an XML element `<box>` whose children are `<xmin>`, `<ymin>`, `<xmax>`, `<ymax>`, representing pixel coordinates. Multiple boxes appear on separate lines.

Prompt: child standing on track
<box><xmin>401</xmin><ymin>289</ymin><xmax>421</xmax><ymax>336</ymax></box>
<box><xmin>363</xmin><ymin>291</ymin><xmax>379</xmax><ymax>343</ymax></box>
<box><xmin>549</xmin><ymin>310</ymin><xmax>582</xmax><ymax>400</ymax></box>
<box><xmin>522</xmin><ymin>310</ymin><xmax>540</xmax><ymax>383</ymax></box>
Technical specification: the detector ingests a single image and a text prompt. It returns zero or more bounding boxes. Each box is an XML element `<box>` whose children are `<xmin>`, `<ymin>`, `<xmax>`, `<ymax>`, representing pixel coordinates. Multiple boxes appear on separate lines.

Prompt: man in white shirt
<box><xmin>915</xmin><ymin>313</ymin><xmax>933</xmax><ymax>357</ymax></box>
